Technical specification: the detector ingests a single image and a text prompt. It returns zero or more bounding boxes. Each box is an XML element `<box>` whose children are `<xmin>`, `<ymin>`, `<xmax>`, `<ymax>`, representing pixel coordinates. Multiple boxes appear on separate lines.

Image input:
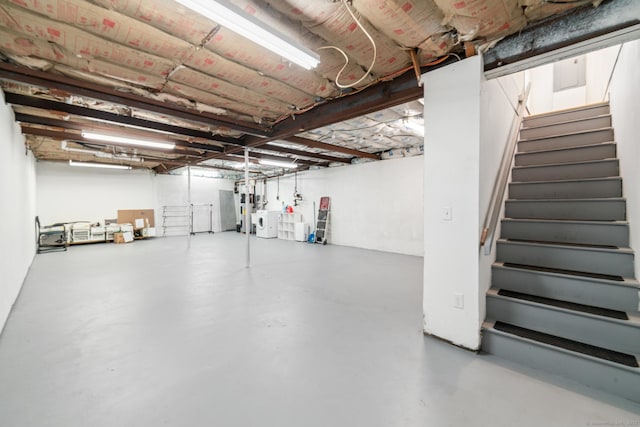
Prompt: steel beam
<box><xmin>256</xmin><ymin>145</ymin><xmax>351</xmax><ymax>164</ymax></box>
<box><xmin>20</xmin><ymin>125</ymin><xmax>211</xmax><ymax>156</ymax></box>
<box><xmin>7</xmin><ymin>93</ymin><xmax>240</xmax><ymax>146</ymax></box>
<box><xmin>283</xmin><ymin>136</ymin><xmax>379</xmax><ymax>160</ymax></box>
<box><xmin>202</xmin><ymin>67</ymin><xmax>431</xmax><ymax>162</ymax></box>
<box><xmin>484</xmin><ymin>0</ymin><xmax>640</xmax><ymax>75</ymax></box>
<box><xmin>15</xmin><ymin>113</ymin><xmax>226</xmax><ymax>153</ymax></box>
<box><xmin>271</xmin><ymin>69</ymin><xmax>426</xmax><ymax>138</ymax></box>
<box><xmin>15</xmin><ymin>109</ymin><xmax>347</xmax><ymax>163</ymax></box>
<box><xmin>0</xmin><ymin>62</ymin><xmax>269</xmax><ymax>136</ymax></box>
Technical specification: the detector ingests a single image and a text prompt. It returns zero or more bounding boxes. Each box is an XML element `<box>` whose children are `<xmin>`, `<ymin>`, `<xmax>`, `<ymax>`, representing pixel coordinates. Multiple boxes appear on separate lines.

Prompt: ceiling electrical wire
<box><xmin>317</xmin><ymin>0</ymin><xmax>377</xmax><ymax>90</ymax></box>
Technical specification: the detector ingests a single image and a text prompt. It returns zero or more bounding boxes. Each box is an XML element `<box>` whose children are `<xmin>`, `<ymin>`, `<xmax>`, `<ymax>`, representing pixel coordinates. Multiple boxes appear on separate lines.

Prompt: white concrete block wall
<box><xmin>35</xmin><ymin>164</ymin><xmax>235</xmax><ymax>233</ymax></box>
<box><xmin>0</xmin><ymin>90</ymin><xmax>37</xmax><ymax>332</ymax></box>
<box><xmin>263</xmin><ymin>155</ymin><xmax>424</xmax><ymax>256</ymax></box>
<box><xmin>36</xmin><ymin>162</ymin><xmax>156</xmax><ymax>224</ymax></box>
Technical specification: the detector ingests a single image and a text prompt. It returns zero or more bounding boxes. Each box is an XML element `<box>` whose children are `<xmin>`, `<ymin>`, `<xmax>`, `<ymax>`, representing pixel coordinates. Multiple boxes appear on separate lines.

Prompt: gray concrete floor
<box><xmin>0</xmin><ymin>232</ymin><xmax>638</xmax><ymax>427</ymax></box>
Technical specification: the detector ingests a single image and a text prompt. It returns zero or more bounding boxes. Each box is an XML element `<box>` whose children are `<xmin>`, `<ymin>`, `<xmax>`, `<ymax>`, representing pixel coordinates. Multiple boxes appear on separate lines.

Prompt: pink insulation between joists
<box><xmin>170</xmin><ymin>67</ymin><xmax>294</xmax><ymax>114</ymax></box>
<box><xmin>89</xmin><ymin>0</ymin><xmax>215</xmax><ymax>46</ymax></box>
<box><xmin>0</xmin><ymin>4</ymin><xmax>175</xmax><ymax>76</ymax></box>
<box><xmin>522</xmin><ymin>0</ymin><xmax>595</xmax><ymax>22</ymax></box>
<box><xmin>264</xmin><ymin>0</ymin><xmax>411</xmax><ymax>75</ymax></box>
<box><xmin>0</xmin><ymin>27</ymin><xmax>167</xmax><ymax>89</ymax></box>
<box><xmin>206</xmin><ymin>29</ymin><xmax>372</xmax><ymax>91</ymax></box>
<box><xmin>6</xmin><ymin>0</ymin><xmax>194</xmax><ymax>61</ymax></box>
<box><xmin>433</xmin><ymin>0</ymin><xmax>527</xmax><ymax>40</ymax></box>
<box><xmin>354</xmin><ymin>0</ymin><xmax>447</xmax><ymax>45</ymax></box>
<box><xmin>90</xmin><ymin>0</ymin><xmax>344</xmax><ymax>98</ymax></box>
<box><xmin>92</xmin><ymin>0</ymin><xmax>344</xmax><ymax>99</ymax></box>
<box><xmin>184</xmin><ymin>49</ymin><xmax>318</xmax><ymax>106</ymax></box>
<box><xmin>164</xmin><ymin>81</ymin><xmax>282</xmax><ymax>121</ymax></box>
<box><xmin>351</xmin><ymin>0</ymin><xmax>454</xmax><ymax>60</ymax></box>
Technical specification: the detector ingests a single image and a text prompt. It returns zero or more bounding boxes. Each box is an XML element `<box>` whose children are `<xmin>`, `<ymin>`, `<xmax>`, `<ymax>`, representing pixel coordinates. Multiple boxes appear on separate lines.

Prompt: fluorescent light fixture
<box><xmin>69</xmin><ymin>160</ymin><xmax>131</xmax><ymax>170</ymax></box>
<box><xmin>81</xmin><ymin>131</ymin><xmax>176</xmax><ymax>150</ymax></box>
<box><xmin>175</xmin><ymin>0</ymin><xmax>320</xmax><ymax>70</ymax></box>
<box><xmin>259</xmin><ymin>158</ymin><xmax>298</xmax><ymax>168</ymax></box>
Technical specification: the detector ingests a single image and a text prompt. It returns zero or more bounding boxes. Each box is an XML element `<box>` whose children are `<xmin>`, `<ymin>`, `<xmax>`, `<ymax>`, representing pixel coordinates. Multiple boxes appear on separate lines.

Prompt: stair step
<box><xmin>496</xmin><ymin>239</ymin><xmax>634</xmax><ymax>277</ymax></box>
<box><xmin>523</xmin><ymin>103</ymin><xmax>610</xmax><ymax>128</ymax></box>
<box><xmin>492</xmin><ymin>321</ymin><xmax>638</xmax><ymax>367</ymax></box>
<box><xmin>520</xmin><ymin>115</ymin><xmax>612</xmax><ymax>140</ymax></box>
<box><xmin>487</xmin><ymin>289</ymin><xmax>640</xmax><ymax>355</ymax></box>
<box><xmin>482</xmin><ymin>321</ymin><xmax>640</xmax><ymax>404</ymax></box>
<box><xmin>512</xmin><ymin>159</ymin><xmax>619</xmax><ymax>182</ymax></box>
<box><xmin>500</xmin><ymin>218</ymin><xmax>629</xmax><ymax>247</ymax></box>
<box><xmin>518</xmin><ymin>128</ymin><xmax>614</xmax><ymax>153</ymax></box>
<box><xmin>509</xmin><ymin>177</ymin><xmax>622</xmax><ymax>200</ymax></box>
<box><xmin>505</xmin><ymin>198</ymin><xmax>626</xmax><ymax>221</ymax></box>
<box><xmin>492</xmin><ymin>262</ymin><xmax>640</xmax><ymax>313</ymax></box>
<box><xmin>514</xmin><ymin>142</ymin><xmax>616</xmax><ymax>166</ymax></box>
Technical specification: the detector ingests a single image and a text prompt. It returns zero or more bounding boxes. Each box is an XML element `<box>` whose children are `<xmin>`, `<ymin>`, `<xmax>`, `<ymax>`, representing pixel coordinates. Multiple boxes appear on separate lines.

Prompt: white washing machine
<box><xmin>256</xmin><ymin>210</ymin><xmax>279</xmax><ymax>238</ymax></box>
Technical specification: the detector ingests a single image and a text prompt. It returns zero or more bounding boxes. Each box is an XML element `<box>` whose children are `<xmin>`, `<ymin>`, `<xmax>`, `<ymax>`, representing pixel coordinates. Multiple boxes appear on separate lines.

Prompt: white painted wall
<box><xmin>479</xmin><ymin>71</ymin><xmax>525</xmax><ymax>328</ymax></box>
<box><xmin>608</xmin><ymin>40</ymin><xmax>640</xmax><ymax>277</ymax></box>
<box><xmin>422</xmin><ymin>56</ymin><xmax>483</xmax><ymax>350</ymax></box>
<box><xmin>262</xmin><ymin>154</ymin><xmax>424</xmax><ymax>256</ymax></box>
<box><xmin>36</xmin><ymin>163</ymin><xmax>234</xmax><ymax>233</ymax></box>
<box><xmin>36</xmin><ymin>161</ymin><xmax>156</xmax><ymax>224</ymax></box>
<box><xmin>0</xmin><ymin>90</ymin><xmax>36</xmax><ymax>333</ymax></box>
<box><xmin>155</xmin><ymin>173</ymin><xmax>235</xmax><ymax>232</ymax></box>
<box><xmin>422</xmin><ymin>56</ymin><xmax>524</xmax><ymax>350</ymax></box>
<box><xmin>526</xmin><ymin>46</ymin><xmax>620</xmax><ymax>114</ymax></box>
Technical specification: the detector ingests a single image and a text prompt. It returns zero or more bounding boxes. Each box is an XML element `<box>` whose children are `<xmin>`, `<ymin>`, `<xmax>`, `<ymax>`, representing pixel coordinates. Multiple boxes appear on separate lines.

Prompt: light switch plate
<box><xmin>442</xmin><ymin>207</ymin><xmax>452</xmax><ymax>221</ymax></box>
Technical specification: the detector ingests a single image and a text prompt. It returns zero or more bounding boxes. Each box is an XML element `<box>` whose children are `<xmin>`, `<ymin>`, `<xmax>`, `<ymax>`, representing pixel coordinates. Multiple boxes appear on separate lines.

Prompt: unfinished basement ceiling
<box><xmin>0</xmin><ymin>0</ymin><xmax>615</xmax><ymax>175</ymax></box>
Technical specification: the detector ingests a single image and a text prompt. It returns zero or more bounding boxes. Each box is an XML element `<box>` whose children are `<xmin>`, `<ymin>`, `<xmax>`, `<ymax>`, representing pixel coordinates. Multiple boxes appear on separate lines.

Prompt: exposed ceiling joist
<box><xmin>258</xmin><ymin>145</ymin><xmax>351</xmax><ymax>164</ymax></box>
<box><xmin>6</xmin><ymin>93</ymin><xmax>239</xmax><ymax>145</ymax></box>
<box><xmin>16</xmin><ymin>111</ymin><xmax>350</xmax><ymax>164</ymax></box>
<box><xmin>20</xmin><ymin>125</ymin><xmax>209</xmax><ymax>156</ymax></box>
<box><xmin>200</xmin><ymin>67</ymin><xmax>427</xmax><ymax>165</ymax></box>
<box><xmin>284</xmin><ymin>136</ymin><xmax>379</xmax><ymax>160</ymax></box>
<box><xmin>247</xmin><ymin>153</ymin><xmax>322</xmax><ymax>168</ymax></box>
<box><xmin>269</xmin><ymin>67</ymin><xmax>432</xmax><ymax>139</ymax></box>
<box><xmin>15</xmin><ymin>113</ymin><xmax>224</xmax><ymax>153</ymax></box>
<box><xmin>484</xmin><ymin>0</ymin><xmax>640</xmax><ymax>77</ymax></box>
<box><xmin>0</xmin><ymin>63</ymin><xmax>269</xmax><ymax>136</ymax></box>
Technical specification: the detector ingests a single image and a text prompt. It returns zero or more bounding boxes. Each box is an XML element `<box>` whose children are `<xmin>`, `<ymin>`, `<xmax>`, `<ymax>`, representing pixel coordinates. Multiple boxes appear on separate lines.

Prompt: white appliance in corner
<box><xmin>256</xmin><ymin>210</ymin><xmax>279</xmax><ymax>238</ymax></box>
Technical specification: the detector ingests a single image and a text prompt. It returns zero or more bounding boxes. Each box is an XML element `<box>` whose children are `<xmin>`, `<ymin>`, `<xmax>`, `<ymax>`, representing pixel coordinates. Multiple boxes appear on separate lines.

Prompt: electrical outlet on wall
<box><xmin>454</xmin><ymin>293</ymin><xmax>464</xmax><ymax>309</ymax></box>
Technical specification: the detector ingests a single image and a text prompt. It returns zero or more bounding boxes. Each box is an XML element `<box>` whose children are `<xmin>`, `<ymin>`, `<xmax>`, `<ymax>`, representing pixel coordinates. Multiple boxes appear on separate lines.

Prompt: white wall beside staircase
<box><xmin>422</xmin><ymin>56</ymin><xmax>524</xmax><ymax>350</ymax></box>
<box><xmin>608</xmin><ymin>39</ymin><xmax>640</xmax><ymax>278</ymax></box>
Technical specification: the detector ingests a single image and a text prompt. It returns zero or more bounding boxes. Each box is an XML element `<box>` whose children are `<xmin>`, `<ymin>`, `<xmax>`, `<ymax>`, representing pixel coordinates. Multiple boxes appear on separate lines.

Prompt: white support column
<box><xmin>244</xmin><ymin>148</ymin><xmax>250</xmax><ymax>268</ymax></box>
<box><xmin>187</xmin><ymin>164</ymin><xmax>192</xmax><ymax>249</ymax></box>
<box><xmin>422</xmin><ymin>56</ymin><xmax>483</xmax><ymax>350</ymax></box>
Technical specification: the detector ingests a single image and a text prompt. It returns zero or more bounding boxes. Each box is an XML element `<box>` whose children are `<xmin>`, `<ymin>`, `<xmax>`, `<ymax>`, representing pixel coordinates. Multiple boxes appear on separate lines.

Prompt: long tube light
<box><xmin>81</xmin><ymin>131</ymin><xmax>176</xmax><ymax>150</ymax></box>
<box><xmin>174</xmin><ymin>0</ymin><xmax>320</xmax><ymax>70</ymax></box>
<box><xmin>259</xmin><ymin>158</ymin><xmax>298</xmax><ymax>168</ymax></box>
<box><xmin>69</xmin><ymin>160</ymin><xmax>132</xmax><ymax>170</ymax></box>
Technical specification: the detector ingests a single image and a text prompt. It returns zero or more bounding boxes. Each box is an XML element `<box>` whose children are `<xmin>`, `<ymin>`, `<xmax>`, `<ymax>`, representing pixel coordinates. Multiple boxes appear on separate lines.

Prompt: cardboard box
<box><xmin>117</xmin><ymin>209</ymin><xmax>155</xmax><ymax>228</ymax></box>
<box><xmin>142</xmin><ymin>227</ymin><xmax>156</xmax><ymax>237</ymax></box>
<box><xmin>113</xmin><ymin>231</ymin><xmax>134</xmax><ymax>244</ymax></box>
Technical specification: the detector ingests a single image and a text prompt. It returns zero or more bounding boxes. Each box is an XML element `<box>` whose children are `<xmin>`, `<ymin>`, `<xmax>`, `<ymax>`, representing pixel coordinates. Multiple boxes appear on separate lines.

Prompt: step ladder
<box><xmin>315</xmin><ymin>196</ymin><xmax>331</xmax><ymax>245</ymax></box>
